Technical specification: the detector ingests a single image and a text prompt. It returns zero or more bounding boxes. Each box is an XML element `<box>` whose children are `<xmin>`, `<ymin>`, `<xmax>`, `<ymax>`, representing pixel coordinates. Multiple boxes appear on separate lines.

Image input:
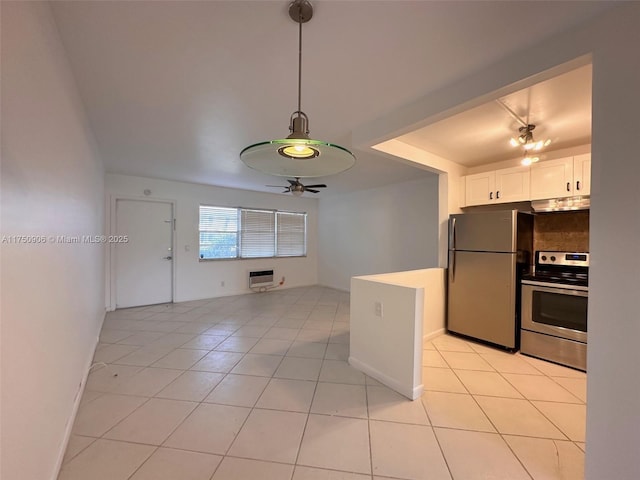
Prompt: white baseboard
<box><xmin>52</xmin><ymin>329</ymin><xmax>102</xmax><ymax>479</ymax></box>
<box><xmin>316</xmin><ymin>283</ymin><xmax>350</xmax><ymax>294</ymax></box>
<box><xmin>348</xmin><ymin>356</ymin><xmax>423</xmax><ymax>401</ymax></box>
<box><xmin>423</xmin><ymin>328</ymin><xmax>446</xmax><ymax>343</ymax></box>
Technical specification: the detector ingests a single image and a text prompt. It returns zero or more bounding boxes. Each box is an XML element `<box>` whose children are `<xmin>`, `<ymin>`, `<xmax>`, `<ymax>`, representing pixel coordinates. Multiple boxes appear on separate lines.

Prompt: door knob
<box><xmin>163</xmin><ymin>256</ymin><xmax>173</xmax><ymax>260</ymax></box>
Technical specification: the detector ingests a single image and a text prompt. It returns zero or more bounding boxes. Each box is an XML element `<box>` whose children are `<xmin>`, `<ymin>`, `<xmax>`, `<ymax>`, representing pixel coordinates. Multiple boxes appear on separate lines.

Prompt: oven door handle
<box><xmin>521</xmin><ymin>280</ymin><xmax>589</xmax><ymax>294</ymax></box>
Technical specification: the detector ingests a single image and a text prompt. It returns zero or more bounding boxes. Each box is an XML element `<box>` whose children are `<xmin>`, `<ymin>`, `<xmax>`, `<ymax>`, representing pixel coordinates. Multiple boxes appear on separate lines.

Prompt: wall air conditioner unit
<box><xmin>248</xmin><ymin>269</ymin><xmax>274</xmax><ymax>288</ymax></box>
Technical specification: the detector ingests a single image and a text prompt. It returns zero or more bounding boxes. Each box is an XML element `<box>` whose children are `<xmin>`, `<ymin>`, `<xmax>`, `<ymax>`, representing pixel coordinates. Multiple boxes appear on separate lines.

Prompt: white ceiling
<box><xmin>397</xmin><ymin>64</ymin><xmax>592</xmax><ymax>167</ymax></box>
<box><xmin>50</xmin><ymin>1</ymin><xmax>611</xmax><ymax>196</ymax></box>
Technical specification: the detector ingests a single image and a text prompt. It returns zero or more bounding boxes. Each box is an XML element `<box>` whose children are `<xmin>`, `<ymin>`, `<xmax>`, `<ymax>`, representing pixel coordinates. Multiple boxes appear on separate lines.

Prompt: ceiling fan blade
<box><xmin>303</xmin><ymin>184</ymin><xmax>327</xmax><ymax>188</ymax></box>
<box><xmin>287</xmin><ymin>179</ymin><xmax>298</xmax><ymax>186</ymax></box>
<box><xmin>282</xmin><ymin>189</ymin><xmax>290</xmax><ymax>193</ymax></box>
<box><xmin>305</xmin><ymin>188</ymin><xmax>320</xmax><ymax>193</ymax></box>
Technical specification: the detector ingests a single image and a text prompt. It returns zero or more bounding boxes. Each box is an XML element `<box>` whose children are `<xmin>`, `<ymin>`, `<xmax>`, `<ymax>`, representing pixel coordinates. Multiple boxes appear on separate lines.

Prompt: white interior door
<box><xmin>115</xmin><ymin>199</ymin><xmax>173</xmax><ymax>308</ymax></box>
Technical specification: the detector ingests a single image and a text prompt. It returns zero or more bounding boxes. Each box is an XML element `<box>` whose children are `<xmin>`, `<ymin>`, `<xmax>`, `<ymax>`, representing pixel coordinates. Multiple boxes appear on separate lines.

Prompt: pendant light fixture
<box><xmin>240</xmin><ymin>0</ymin><xmax>356</xmax><ymax>178</ymax></box>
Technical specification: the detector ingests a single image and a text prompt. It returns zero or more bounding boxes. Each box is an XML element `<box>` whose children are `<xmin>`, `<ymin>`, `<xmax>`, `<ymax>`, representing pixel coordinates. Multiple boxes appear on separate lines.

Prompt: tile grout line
<box><xmin>434</xmin><ymin>340</ymin><xmax>537</xmax><ymax>480</ymax></box>
<box><xmin>428</xmin><ymin>335</ymin><xmax>583</xmax><ymax>478</ymax></box>
<box><xmin>491</xmin><ymin>354</ymin><xmax>578</xmax><ymax>443</ymax></box>
<box><xmin>364</xmin><ymin>380</ymin><xmax>374</xmax><ymax>479</ymax></box>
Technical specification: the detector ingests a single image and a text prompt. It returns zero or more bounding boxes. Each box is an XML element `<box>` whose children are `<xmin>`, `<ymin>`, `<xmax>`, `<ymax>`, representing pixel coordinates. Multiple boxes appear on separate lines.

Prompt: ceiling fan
<box><xmin>267</xmin><ymin>177</ymin><xmax>327</xmax><ymax>196</ymax></box>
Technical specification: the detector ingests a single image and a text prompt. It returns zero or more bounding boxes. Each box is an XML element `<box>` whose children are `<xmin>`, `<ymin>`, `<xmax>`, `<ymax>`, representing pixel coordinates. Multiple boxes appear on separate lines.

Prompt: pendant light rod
<box><xmin>495</xmin><ymin>99</ymin><xmax>528</xmax><ymax>128</ymax></box>
<box><xmin>289</xmin><ymin>0</ymin><xmax>312</xmax><ymax>120</ymax></box>
<box><xmin>297</xmin><ymin>11</ymin><xmax>302</xmax><ymax>115</ymax></box>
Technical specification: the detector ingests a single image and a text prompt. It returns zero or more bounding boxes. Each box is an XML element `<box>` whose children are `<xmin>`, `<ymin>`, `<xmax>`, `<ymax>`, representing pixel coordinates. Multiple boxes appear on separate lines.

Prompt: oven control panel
<box><xmin>537</xmin><ymin>251</ymin><xmax>589</xmax><ymax>267</ymax></box>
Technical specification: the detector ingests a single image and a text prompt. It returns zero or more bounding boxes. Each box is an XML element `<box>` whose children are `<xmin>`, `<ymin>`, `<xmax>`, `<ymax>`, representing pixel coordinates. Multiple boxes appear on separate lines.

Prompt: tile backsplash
<box><xmin>533</xmin><ymin>210</ymin><xmax>589</xmax><ymax>253</ymax></box>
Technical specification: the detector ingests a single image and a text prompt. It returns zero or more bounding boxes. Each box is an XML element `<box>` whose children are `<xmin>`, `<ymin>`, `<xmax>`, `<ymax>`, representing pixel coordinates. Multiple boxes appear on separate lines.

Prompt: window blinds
<box><xmin>199</xmin><ymin>205</ymin><xmax>306</xmax><ymax>260</ymax></box>
<box><xmin>276</xmin><ymin>212</ymin><xmax>306</xmax><ymax>257</ymax></box>
<box><xmin>240</xmin><ymin>209</ymin><xmax>275</xmax><ymax>258</ymax></box>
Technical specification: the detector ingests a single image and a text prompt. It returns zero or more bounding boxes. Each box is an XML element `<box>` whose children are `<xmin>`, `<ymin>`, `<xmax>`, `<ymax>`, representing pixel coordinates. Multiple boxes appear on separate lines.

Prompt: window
<box><xmin>199</xmin><ymin>206</ymin><xmax>238</xmax><ymax>259</ymax></box>
<box><xmin>277</xmin><ymin>211</ymin><xmax>306</xmax><ymax>257</ymax></box>
<box><xmin>199</xmin><ymin>205</ymin><xmax>306</xmax><ymax>260</ymax></box>
<box><xmin>241</xmin><ymin>209</ymin><xmax>275</xmax><ymax>258</ymax></box>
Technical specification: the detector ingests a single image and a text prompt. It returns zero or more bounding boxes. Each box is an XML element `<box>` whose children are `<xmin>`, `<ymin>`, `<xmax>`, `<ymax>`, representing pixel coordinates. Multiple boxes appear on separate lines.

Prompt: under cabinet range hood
<box><xmin>531</xmin><ymin>196</ymin><xmax>590</xmax><ymax>212</ymax></box>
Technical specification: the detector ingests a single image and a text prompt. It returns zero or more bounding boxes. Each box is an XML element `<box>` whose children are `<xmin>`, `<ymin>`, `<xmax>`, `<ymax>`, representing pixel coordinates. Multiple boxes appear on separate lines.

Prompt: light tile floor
<box><xmin>59</xmin><ymin>286</ymin><xmax>587</xmax><ymax>480</ymax></box>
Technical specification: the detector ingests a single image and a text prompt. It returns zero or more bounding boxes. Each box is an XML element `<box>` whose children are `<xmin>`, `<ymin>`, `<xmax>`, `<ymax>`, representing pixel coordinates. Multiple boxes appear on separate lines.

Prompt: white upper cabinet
<box><xmin>465</xmin><ymin>171</ymin><xmax>495</xmax><ymax>206</ymax></box>
<box><xmin>573</xmin><ymin>153</ymin><xmax>591</xmax><ymax>196</ymax></box>
<box><xmin>464</xmin><ymin>166</ymin><xmax>530</xmax><ymax>206</ymax></box>
<box><xmin>529</xmin><ymin>157</ymin><xmax>575</xmax><ymax>200</ymax></box>
<box><xmin>462</xmin><ymin>153</ymin><xmax>591</xmax><ymax>206</ymax></box>
<box><xmin>530</xmin><ymin>155</ymin><xmax>591</xmax><ymax>200</ymax></box>
<box><xmin>495</xmin><ymin>166</ymin><xmax>531</xmax><ymax>203</ymax></box>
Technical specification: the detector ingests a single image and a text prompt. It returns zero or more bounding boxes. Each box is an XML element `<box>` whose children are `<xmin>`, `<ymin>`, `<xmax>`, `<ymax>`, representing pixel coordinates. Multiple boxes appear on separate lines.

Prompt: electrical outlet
<box><xmin>374</xmin><ymin>301</ymin><xmax>383</xmax><ymax>317</ymax></box>
<box><xmin>220</xmin><ymin>280</ymin><xmax>225</xmax><ymax>287</ymax></box>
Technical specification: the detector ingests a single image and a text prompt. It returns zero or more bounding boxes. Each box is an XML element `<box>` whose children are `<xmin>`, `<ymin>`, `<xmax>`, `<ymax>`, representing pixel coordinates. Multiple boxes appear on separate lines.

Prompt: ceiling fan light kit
<box><xmin>239</xmin><ymin>0</ymin><xmax>356</xmax><ymax>178</ymax></box>
<box><xmin>266</xmin><ymin>177</ymin><xmax>327</xmax><ymax>196</ymax></box>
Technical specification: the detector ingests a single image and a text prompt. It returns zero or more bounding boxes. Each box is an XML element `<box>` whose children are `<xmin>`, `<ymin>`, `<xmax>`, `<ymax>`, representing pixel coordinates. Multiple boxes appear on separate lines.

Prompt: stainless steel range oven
<box><xmin>520</xmin><ymin>251</ymin><xmax>588</xmax><ymax>371</ymax></box>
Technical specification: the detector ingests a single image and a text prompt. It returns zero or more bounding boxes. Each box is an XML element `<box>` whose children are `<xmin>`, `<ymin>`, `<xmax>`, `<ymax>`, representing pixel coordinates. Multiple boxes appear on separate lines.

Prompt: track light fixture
<box><xmin>510</xmin><ymin>124</ymin><xmax>551</xmax><ymax>152</ymax></box>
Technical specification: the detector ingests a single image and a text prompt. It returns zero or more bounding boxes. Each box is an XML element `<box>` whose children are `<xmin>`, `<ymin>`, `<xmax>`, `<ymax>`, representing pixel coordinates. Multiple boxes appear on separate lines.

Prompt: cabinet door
<box><xmin>573</xmin><ymin>153</ymin><xmax>591</xmax><ymax>195</ymax></box>
<box><xmin>495</xmin><ymin>166</ymin><xmax>530</xmax><ymax>203</ymax></box>
<box><xmin>530</xmin><ymin>157</ymin><xmax>574</xmax><ymax>200</ymax></box>
<box><xmin>465</xmin><ymin>171</ymin><xmax>495</xmax><ymax>206</ymax></box>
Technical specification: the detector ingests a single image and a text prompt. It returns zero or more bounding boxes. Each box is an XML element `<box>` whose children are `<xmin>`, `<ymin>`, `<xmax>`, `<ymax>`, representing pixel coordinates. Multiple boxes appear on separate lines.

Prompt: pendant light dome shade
<box><xmin>239</xmin><ymin>0</ymin><xmax>356</xmax><ymax>178</ymax></box>
<box><xmin>241</xmin><ymin>139</ymin><xmax>355</xmax><ymax>178</ymax></box>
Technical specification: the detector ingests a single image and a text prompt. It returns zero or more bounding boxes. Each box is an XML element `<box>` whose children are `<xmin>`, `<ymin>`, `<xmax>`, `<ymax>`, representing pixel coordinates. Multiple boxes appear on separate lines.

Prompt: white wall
<box><xmin>350</xmin><ymin>268</ymin><xmax>446</xmax><ymax>400</ymax></box>
<box><xmin>317</xmin><ymin>176</ymin><xmax>440</xmax><ymax>291</ymax></box>
<box><xmin>1</xmin><ymin>3</ymin><xmax>105</xmax><ymax>480</ymax></box>
<box><xmin>586</xmin><ymin>7</ymin><xmax>640</xmax><ymax>479</ymax></box>
<box><xmin>350</xmin><ymin>277</ymin><xmax>424</xmax><ymax>400</ymax></box>
<box><xmin>105</xmin><ymin>174</ymin><xmax>319</xmax><ymax>305</ymax></box>
<box><xmin>371</xmin><ymin>142</ymin><xmax>466</xmax><ymax>267</ymax></box>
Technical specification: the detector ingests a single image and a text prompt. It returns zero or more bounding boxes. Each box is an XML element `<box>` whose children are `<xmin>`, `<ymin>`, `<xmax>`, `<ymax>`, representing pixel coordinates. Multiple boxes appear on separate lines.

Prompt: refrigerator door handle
<box><xmin>449</xmin><ymin>217</ymin><xmax>456</xmax><ymax>250</ymax></box>
<box><xmin>450</xmin><ymin>250</ymin><xmax>456</xmax><ymax>282</ymax></box>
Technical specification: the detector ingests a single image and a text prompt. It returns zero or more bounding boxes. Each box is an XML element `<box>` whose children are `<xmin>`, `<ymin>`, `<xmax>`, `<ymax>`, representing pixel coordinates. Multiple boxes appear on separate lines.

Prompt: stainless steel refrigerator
<box><xmin>448</xmin><ymin>210</ymin><xmax>533</xmax><ymax>349</ymax></box>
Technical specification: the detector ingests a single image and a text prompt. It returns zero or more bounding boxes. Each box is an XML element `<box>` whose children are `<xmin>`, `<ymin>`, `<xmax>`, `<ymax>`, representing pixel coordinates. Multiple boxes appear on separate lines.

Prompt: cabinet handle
<box><xmin>566</xmin><ymin>182</ymin><xmax>571</xmax><ymax>192</ymax></box>
<box><xmin>496</xmin><ymin>191</ymin><xmax>500</xmax><ymax>199</ymax></box>
<box><xmin>489</xmin><ymin>192</ymin><xmax>493</xmax><ymax>200</ymax></box>
<box><xmin>576</xmin><ymin>181</ymin><xmax>581</xmax><ymax>191</ymax></box>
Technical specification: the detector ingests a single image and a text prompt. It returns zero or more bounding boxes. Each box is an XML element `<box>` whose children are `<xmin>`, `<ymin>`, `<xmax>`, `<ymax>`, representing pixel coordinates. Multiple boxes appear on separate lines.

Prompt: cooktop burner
<box><xmin>521</xmin><ymin>271</ymin><xmax>588</xmax><ymax>287</ymax></box>
<box><xmin>522</xmin><ymin>251</ymin><xmax>589</xmax><ymax>287</ymax></box>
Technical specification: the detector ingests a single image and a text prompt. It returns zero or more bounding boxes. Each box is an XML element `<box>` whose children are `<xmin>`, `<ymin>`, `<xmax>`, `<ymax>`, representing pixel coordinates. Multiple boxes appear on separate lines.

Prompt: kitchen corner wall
<box><xmin>317</xmin><ymin>176</ymin><xmax>440</xmax><ymax>291</ymax></box>
<box><xmin>105</xmin><ymin>174</ymin><xmax>319</xmax><ymax>305</ymax></box>
<box><xmin>533</xmin><ymin>211</ymin><xmax>589</xmax><ymax>252</ymax></box>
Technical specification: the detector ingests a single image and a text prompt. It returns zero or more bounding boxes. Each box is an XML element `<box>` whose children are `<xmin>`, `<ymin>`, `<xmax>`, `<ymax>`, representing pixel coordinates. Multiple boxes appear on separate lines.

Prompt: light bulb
<box><xmin>278</xmin><ymin>144</ymin><xmax>319</xmax><ymax>159</ymax></box>
<box><xmin>521</xmin><ymin>155</ymin><xmax>539</xmax><ymax>166</ymax></box>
